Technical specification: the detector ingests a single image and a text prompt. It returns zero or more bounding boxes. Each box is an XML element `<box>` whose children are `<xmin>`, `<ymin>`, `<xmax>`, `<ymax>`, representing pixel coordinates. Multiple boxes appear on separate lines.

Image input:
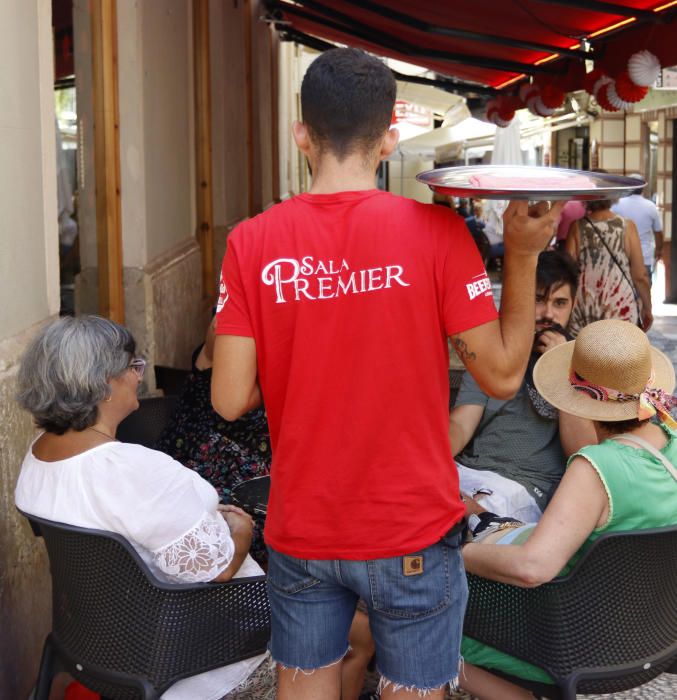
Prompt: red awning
<box><xmin>267</xmin><ymin>0</ymin><xmax>677</xmax><ymax>93</ymax></box>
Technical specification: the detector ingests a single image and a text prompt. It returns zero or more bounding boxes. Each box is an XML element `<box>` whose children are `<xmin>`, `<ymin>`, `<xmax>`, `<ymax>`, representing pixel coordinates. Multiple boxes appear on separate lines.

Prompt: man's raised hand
<box><xmin>503</xmin><ymin>200</ymin><xmax>565</xmax><ymax>256</ymax></box>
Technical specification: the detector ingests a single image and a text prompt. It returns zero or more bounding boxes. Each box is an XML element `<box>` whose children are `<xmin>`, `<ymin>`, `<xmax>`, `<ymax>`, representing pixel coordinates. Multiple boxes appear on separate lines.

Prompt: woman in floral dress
<box><xmin>565</xmin><ymin>197</ymin><xmax>651</xmax><ymax>336</ymax></box>
<box><xmin>156</xmin><ymin>319</ymin><xmax>271</xmax><ymax>566</ymax></box>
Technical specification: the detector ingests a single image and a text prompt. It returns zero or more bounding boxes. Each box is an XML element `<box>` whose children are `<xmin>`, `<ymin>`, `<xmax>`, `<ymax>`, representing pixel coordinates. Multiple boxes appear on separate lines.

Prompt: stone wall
<box><xmin>146</xmin><ymin>240</ymin><xmax>206</xmax><ymax>370</ymax></box>
<box><xmin>77</xmin><ymin>239</ymin><xmax>207</xmax><ymax>376</ymax></box>
<box><xmin>0</xmin><ymin>321</ymin><xmax>53</xmax><ymax>698</ymax></box>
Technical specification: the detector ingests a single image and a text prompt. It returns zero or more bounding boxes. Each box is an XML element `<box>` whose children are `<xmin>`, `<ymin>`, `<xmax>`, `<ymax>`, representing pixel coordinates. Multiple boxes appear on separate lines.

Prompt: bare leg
<box><xmin>380</xmin><ymin>683</ymin><xmax>445</xmax><ymax>700</ymax></box>
<box><xmin>276</xmin><ymin>662</ymin><xmax>342</xmax><ymax>700</ymax></box>
<box><xmin>341</xmin><ymin>610</ymin><xmax>375</xmax><ymax>700</ymax></box>
<box><xmin>459</xmin><ymin>662</ymin><xmax>536</xmax><ymax>700</ymax></box>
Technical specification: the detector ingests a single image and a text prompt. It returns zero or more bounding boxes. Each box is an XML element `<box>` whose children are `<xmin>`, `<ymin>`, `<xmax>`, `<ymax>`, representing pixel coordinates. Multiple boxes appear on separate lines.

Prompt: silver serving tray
<box><xmin>416</xmin><ymin>165</ymin><xmax>645</xmax><ymax>201</ymax></box>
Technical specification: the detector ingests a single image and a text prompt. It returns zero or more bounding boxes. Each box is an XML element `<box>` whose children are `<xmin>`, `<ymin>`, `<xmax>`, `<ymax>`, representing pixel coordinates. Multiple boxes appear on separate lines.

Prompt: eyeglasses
<box><xmin>128</xmin><ymin>358</ymin><xmax>147</xmax><ymax>379</ymax></box>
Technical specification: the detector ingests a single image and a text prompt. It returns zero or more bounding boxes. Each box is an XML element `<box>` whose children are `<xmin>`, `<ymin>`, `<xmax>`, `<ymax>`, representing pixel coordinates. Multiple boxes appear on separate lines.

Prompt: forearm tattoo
<box><xmin>451</xmin><ymin>335</ymin><xmax>476</xmax><ymax>363</ymax></box>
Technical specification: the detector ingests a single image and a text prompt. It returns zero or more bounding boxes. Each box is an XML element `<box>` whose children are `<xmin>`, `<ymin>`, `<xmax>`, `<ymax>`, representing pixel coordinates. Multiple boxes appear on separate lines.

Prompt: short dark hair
<box><xmin>586</xmin><ymin>198</ymin><xmax>613</xmax><ymax>213</ymax></box>
<box><xmin>536</xmin><ymin>250</ymin><xmax>579</xmax><ymax>298</ymax></box>
<box><xmin>586</xmin><ymin>169</ymin><xmax>613</xmax><ymax>212</ymax></box>
<box><xmin>301</xmin><ymin>48</ymin><xmax>396</xmax><ymax>160</ymax></box>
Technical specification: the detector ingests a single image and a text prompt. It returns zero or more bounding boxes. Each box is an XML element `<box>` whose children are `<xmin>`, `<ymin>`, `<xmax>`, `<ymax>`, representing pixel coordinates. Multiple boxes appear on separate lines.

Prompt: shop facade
<box><xmin>0</xmin><ymin>1</ymin><xmax>295</xmax><ymax>694</ymax></box>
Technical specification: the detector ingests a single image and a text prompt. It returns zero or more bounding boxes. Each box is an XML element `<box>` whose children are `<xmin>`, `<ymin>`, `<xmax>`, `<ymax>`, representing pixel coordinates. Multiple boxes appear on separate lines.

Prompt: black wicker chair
<box><xmin>21</xmin><ymin>510</ymin><xmax>270</xmax><ymax>700</ymax></box>
<box><xmin>117</xmin><ymin>396</ymin><xmax>179</xmax><ymax>448</ymax></box>
<box><xmin>463</xmin><ymin>525</ymin><xmax>677</xmax><ymax>700</ymax></box>
<box><xmin>231</xmin><ymin>475</ymin><xmax>271</xmax><ymax>516</ymax></box>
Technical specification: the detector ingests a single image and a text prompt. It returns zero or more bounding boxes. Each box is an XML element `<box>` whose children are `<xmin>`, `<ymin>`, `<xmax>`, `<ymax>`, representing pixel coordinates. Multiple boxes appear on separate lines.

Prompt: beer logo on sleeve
<box><xmin>260</xmin><ymin>256</ymin><xmax>410</xmax><ymax>304</ymax></box>
<box><xmin>216</xmin><ymin>273</ymin><xmax>229</xmax><ymax>312</ymax></box>
<box><xmin>465</xmin><ymin>272</ymin><xmax>493</xmax><ymax>301</ymax></box>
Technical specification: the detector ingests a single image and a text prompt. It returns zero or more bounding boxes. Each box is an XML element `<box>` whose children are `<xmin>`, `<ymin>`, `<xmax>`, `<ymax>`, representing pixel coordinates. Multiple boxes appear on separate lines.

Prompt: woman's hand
<box><xmin>218</xmin><ymin>504</ymin><xmax>254</xmax><ymax>532</ymax></box>
<box><xmin>211</xmin><ymin>504</ymin><xmax>255</xmax><ymax>583</ymax></box>
<box><xmin>641</xmin><ymin>307</ymin><xmax>653</xmax><ymax>332</ymax></box>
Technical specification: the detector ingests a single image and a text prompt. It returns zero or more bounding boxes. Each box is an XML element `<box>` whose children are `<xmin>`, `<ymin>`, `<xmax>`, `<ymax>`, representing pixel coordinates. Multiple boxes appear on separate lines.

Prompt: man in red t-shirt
<box><xmin>213</xmin><ymin>48</ymin><xmax>562</xmax><ymax>700</ymax></box>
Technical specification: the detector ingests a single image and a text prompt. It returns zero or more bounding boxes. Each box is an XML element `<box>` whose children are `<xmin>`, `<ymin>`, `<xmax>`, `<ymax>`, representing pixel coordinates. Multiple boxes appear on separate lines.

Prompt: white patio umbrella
<box><xmin>485</xmin><ymin>117</ymin><xmax>523</xmax><ymax>238</ymax></box>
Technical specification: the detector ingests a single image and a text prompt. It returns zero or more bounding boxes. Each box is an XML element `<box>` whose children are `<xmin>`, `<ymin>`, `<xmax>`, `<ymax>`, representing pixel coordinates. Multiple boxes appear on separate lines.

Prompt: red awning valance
<box><xmin>267</xmin><ymin>0</ymin><xmax>677</xmax><ymax>92</ymax></box>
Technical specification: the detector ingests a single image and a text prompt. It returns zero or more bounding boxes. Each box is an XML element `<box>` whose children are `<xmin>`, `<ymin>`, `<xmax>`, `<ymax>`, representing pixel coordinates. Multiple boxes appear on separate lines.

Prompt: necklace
<box><xmin>88</xmin><ymin>426</ymin><xmax>116</xmax><ymax>441</ymax></box>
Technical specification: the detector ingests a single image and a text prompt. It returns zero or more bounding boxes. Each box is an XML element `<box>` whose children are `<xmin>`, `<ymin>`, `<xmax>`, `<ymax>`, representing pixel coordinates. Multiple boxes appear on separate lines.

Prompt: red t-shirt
<box><xmin>216</xmin><ymin>190</ymin><xmax>497</xmax><ymax>559</ymax></box>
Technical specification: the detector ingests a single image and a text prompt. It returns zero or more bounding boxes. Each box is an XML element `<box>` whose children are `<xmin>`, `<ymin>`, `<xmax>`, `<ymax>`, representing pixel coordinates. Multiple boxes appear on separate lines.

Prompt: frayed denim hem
<box><xmin>377</xmin><ymin>674</ymin><xmax>460</xmax><ymax>697</ymax></box>
<box><xmin>272</xmin><ymin>646</ymin><xmax>350</xmax><ymax>682</ymax></box>
<box><xmin>376</xmin><ymin>657</ymin><xmax>463</xmax><ymax>696</ymax></box>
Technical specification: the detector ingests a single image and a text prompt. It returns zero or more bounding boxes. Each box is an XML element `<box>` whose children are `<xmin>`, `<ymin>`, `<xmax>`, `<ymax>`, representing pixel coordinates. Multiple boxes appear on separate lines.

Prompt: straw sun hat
<box><xmin>533</xmin><ymin>319</ymin><xmax>675</xmax><ymax>422</ymax></box>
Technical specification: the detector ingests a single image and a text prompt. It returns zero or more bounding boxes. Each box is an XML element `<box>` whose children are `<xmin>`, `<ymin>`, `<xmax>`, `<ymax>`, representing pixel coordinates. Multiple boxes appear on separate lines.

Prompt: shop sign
<box><xmin>656</xmin><ymin>65</ymin><xmax>677</xmax><ymax>89</ymax></box>
<box><xmin>392</xmin><ymin>100</ymin><xmax>433</xmax><ymax>127</ymax></box>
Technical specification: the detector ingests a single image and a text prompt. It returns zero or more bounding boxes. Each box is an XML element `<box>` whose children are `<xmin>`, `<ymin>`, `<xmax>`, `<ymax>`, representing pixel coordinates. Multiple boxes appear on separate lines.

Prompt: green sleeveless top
<box><xmin>462</xmin><ymin>426</ymin><xmax>677</xmax><ymax>684</ymax></box>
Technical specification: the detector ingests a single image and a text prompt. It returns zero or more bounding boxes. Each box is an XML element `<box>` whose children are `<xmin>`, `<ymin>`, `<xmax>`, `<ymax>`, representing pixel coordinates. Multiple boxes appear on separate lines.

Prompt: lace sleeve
<box><xmin>152</xmin><ymin>510</ymin><xmax>235</xmax><ymax>583</ymax></box>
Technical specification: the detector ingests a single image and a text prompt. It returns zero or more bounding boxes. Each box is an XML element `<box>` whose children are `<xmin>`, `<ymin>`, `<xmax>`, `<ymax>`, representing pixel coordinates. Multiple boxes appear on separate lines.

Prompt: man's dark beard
<box><xmin>527</xmin><ymin>322</ymin><xmax>572</xmax><ymax>419</ymax></box>
<box><xmin>534</xmin><ymin>321</ymin><xmax>569</xmax><ymax>344</ymax></box>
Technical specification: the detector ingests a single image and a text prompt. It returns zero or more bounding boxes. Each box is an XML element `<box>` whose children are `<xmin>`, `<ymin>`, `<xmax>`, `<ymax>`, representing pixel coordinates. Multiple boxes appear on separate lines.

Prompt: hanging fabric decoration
<box><xmin>592</xmin><ymin>73</ymin><xmax>613</xmax><ymax>97</ymax></box>
<box><xmin>485</xmin><ymin>98</ymin><xmax>499</xmax><ymax>123</ymax></box>
<box><xmin>485</xmin><ymin>96</ymin><xmax>515</xmax><ymax>127</ymax></box>
<box><xmin>596</xmin><ymin>83</ymin><xmax>620</xmax><ymax>112</ymax></box>
<box><xmin>627</xmin><ymin>50</ymin><xmax>661</xmax><ymax>87</ymax></box>
<box><xmin>518</xmin><ymin>82</ymin><xmax>539</xmax><ymax>104</ymax></box>
<box><xmin>583</xmin><ymin>68</ymin><xmax>604</xmax><ymax>95</ymax></box>
<box><xmin>606</xmin><ymin>81</ymin><xmax>633</xmax><ymax>111</ymax></box>
<box><xmin>527</xmin><ymin>94</ymin><xmax>556</xmax><ymax>117</ymax></box>
<box><xmin>615</xmin><ymin>70</ymin><xmax>649</xmax><ymax>103</ymax></box>
<box><xmin>493</xmin><ymin>113</ymin><xmax>513</xmax><ymax>128</ymax></box>
<box><xmin>539</xmin><ymin>84</ymin><xmax>566</xmax><ymax>110</ymax></box>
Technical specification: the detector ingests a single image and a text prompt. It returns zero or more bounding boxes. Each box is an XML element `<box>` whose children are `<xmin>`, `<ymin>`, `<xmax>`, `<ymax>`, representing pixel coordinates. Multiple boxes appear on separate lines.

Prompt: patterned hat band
<box><xmin>569</xmin><ymin>368</ymin><xmax>677</xmax><ymax>428</ymax></box>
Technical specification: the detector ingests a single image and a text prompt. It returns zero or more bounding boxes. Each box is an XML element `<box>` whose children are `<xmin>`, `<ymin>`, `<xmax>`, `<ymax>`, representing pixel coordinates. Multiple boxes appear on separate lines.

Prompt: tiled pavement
<box><xmin>580</xmin><ymin>673</ymin><xmax>677</xmax><ymax>699</ymax></box>
<box><xmin>451</xmin><ymin>673</ymin><xmax>677</xmax><ymax>698</ymax></box>
<box><xmin>361</xmin><ymin>670</ymin><xmax>677</xmax><ymax>699</ymax></box>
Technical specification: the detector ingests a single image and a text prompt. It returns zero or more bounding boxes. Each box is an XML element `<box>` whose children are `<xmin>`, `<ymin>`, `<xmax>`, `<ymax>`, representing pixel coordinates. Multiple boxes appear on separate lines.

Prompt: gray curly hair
<box><xmin>16</xmin><ymin>316</ymin><xmax>136</xmax><ymax>434</ymax></box>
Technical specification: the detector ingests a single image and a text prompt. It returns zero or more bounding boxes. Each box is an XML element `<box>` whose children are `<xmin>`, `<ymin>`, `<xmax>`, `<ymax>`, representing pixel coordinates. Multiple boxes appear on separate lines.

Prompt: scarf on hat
<box><xmin>570</xmin><ymin>368</ymin><xmax>677</xmax><ymax>428</ymax></box>
<box><xmin>526</xmin><ymin>323</ymin><xmax>572</xmax><ymax>419</ymax></box>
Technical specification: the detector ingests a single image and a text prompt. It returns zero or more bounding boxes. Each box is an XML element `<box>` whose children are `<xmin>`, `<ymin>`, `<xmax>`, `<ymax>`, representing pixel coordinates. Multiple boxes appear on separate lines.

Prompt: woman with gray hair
<box><xmin>14</xmin><ymin>315</ymin><xmax>272</xmax><ymax>699</ymax></box>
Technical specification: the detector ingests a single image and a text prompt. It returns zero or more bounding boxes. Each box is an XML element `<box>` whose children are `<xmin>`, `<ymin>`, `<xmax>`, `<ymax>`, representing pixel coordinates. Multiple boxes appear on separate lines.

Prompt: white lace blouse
<box><xmin>15</xmin><ymin>439</ymin><xmax>267</xmax><ymax>699</ymax></box>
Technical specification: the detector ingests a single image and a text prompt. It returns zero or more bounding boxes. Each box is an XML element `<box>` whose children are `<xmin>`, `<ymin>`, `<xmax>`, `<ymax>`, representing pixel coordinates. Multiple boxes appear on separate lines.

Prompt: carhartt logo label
<box><xmin>403</xmin><ymin>555</ymin><xmax>423</xmax><ymax>576</ymax></box>
<box><xmin>260</xmin><ymin>256</ymin><xmax>411</xmax><ymax>304</ymax></box>
<box><xmin>465</xmin><ymin>273</ymin><xmax>493</xmax><ymax>301</ymax></box>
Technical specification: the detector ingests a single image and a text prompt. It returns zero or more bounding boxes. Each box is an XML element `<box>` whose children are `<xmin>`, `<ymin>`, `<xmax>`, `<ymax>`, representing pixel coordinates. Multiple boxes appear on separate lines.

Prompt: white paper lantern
<box><xmin>627</xmin><ymin>50</ymin><xmax>661</xmax><ymax>87</ymax></box>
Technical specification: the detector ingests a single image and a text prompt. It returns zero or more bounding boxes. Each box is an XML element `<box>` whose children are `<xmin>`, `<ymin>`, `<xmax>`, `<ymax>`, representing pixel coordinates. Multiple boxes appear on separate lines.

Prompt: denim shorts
<box><xmin>266</xmin><ymin>528</ymin><xmax>467</xmax><ymax>691</ymax></box>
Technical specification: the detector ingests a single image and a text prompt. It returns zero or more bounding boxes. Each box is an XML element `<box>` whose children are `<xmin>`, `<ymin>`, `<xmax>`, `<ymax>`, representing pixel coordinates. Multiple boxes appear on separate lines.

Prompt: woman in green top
<box><xmin>460</xmin><ymin>319</ymin><xmax>677</xmax><ymax>700</ymax></box>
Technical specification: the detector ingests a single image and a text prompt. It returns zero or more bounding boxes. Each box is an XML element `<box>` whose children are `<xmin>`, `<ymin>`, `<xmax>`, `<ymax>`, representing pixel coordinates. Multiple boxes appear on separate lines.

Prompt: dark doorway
<box><xmin>53</xmin><ymin>0</ymin><xmax>80</xmax><ymax>316</ymax></box>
